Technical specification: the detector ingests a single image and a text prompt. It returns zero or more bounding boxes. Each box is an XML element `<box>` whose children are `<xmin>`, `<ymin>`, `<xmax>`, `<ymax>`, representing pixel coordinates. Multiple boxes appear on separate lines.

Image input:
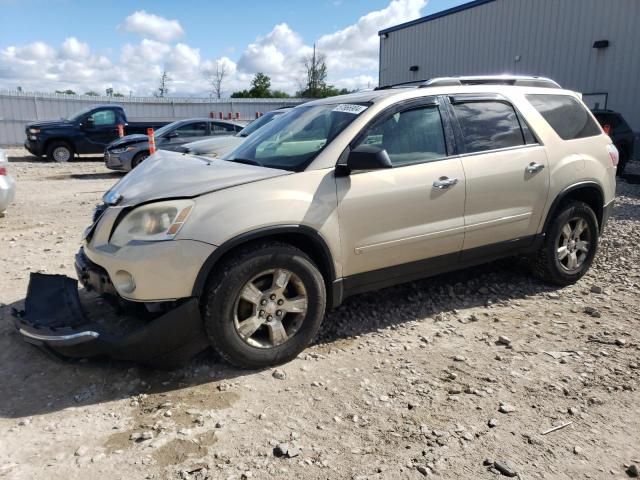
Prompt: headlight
<box><xmin>110</xmin><ymin>200</ymin><xmax>194</xmax><ymax>247</ymax></box>
<box><xmin>29</xmin><ymin>128</ymin><xmax>40</xmax><ymax>134</ymax></box>
<box><xmin>110</xmin><ymin>146</ymin><xmax>135</xmax><ymax>154</ymax></box>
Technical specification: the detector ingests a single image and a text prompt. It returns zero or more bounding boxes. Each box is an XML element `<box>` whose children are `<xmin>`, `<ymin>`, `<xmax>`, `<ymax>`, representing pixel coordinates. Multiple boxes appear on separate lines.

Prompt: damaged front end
<box><xmin>14</xmin><ymin>266</ymin><xmax>210</xmax><ymax>369</ymax></box>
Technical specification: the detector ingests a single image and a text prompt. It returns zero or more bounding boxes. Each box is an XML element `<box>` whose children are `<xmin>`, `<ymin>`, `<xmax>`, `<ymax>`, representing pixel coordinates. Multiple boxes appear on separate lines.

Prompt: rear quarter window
<box><xmin>526</xmin><ymin>94</ymin><xmax>601</xmax><ymax>140</ymax></box>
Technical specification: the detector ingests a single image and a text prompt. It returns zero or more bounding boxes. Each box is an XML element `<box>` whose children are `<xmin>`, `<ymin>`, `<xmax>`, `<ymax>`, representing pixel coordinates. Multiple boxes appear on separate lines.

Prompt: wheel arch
<box><xmin>44</xmin><ymin>137</ymin><xmax>76</xmax><ymax>155</ymax></box>
<box><xmin>542</xmin><ymin>182</ymin><xmax>605</xmax><ymax>234</ymax></box>
<box><xmin>192</xmin><ymin>225</ymin><xmax>339</xmax><ymax>305</ymax></box>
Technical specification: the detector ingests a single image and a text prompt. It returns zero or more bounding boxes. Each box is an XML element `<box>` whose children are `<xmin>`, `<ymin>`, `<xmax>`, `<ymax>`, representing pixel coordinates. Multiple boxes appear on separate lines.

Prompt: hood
<box><xmin>27</xmin><ymin>119</ymin><xmax>72</xmax><ymax>129</ymax></box>
<box><xmin>184</xmin><ymin>135</ymin><xmax>244</xmax><ymax>156</ymax></box>
<box><xmin>104</xmin><ymin>149</ymin><xmax>290</xmax><ymax>206</ymax></box>
<box><xmin>107</xmin><ymin>134</ymin><xmax>148</xmax><ymax>150</ymax></box>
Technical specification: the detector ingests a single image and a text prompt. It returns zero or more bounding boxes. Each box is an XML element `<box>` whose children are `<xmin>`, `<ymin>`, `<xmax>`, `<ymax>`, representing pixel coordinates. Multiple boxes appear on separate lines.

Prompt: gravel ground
<box><xmin>0</xmin><ymin>149</ymin><xmax>639</xmax><ymax>480</ymax></box>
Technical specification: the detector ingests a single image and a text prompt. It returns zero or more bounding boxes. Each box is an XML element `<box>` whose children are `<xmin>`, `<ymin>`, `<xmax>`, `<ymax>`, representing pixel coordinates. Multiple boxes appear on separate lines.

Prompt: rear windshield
<box><xmin>526</xmin><ymin>94</ymin><xmax>601</xmax><ymax>140</ymax></box>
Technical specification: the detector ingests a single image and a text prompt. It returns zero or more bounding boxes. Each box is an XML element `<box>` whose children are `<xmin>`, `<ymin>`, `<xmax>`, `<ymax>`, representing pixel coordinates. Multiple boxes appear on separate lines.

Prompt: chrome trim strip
<box><xmin>19</xmin><ymin>328</ymin><xmax>99</xmax><ymax>344</ymax></box>
<box><xmin>464</xmin><ymin>212</ymin><xmax>532</xmax><ymax>232</ymax></box>
<box><xmin>355</xmin><ymin>225</ymin><xmax>465</xmax><ymax>254</ymax></box>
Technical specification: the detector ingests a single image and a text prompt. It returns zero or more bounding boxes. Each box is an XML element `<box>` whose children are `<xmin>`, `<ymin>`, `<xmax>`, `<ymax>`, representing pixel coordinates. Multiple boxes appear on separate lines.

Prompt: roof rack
<box><xmin>375</xmin><ymin>75</ymin><xmax>561</xmax><ymax>90</ymax></box>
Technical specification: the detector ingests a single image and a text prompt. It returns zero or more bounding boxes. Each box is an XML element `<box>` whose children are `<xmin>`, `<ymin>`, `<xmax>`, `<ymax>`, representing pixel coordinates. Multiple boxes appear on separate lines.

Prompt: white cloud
<box><xmin>0</xmin><ymin>1</ymin><xmax>427</xmax><ymax>96</ymax></box>
<box><xmin>120</xmin><ymin>10</ymin><xmax>184</xmax><ymax>42</ymax></box>
<box><xmin>317</xmin><ymin>0</ymin><xmax>426</xmax><ymax>75</ymax></box>
<box><xmin>60</xmin><ymin>37</ymin><xmax>90</xmax><ymax>59</ymax></box>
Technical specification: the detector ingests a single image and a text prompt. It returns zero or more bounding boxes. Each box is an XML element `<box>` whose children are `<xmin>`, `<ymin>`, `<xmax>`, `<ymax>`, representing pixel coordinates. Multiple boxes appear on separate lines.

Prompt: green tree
<box><xmin>270</xmin><ymin>90</ymin><xmax>291</xmax><ymax>98</ymax></box>
<box><xmin>231</xmin><ymin>73</ymin><xmax>285</xmax><ymax>98</ymax></box>
<box><xmin>249</xmin><ymin>72</ymin><xmax>271</xmax><ymax>97</ymax></box>
<box><xmin>84</xmin><ymin>91</ymin><xmax>100</xmax><ymax>96</ymax></box>
<box><xmin>299</xmin><ymin>45</ymin><xmax>328</xmax><ymax>98</ymax></box>
<box><xmin>55</xmin><ymin>89</ymin><xmax>76</xmax><ymax>95</ymax></box>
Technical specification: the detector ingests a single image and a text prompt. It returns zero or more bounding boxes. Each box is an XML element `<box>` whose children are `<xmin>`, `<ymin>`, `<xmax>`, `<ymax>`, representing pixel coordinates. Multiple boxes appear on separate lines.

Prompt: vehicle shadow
<box><xmin>43</xmin><ymin>172</ymin><xmax>124</xmax><ymax>181</ymax></box>
<box><xmin>8</xmin><ymin>154</ymin><xmax>105</xmax><ymax>164</ymax></box>
<box><xmin>0</xmin><ymin>257</ymin><xmax>556</xmax><ymax>420</ymax></box>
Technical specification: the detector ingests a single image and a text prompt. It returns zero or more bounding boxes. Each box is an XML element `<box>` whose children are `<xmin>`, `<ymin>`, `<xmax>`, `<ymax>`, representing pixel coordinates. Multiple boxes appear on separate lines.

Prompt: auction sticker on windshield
<box><xmin>332</xmin><ymin>104</ymin><xmax>368</xmax><ymax>114</ymax></box>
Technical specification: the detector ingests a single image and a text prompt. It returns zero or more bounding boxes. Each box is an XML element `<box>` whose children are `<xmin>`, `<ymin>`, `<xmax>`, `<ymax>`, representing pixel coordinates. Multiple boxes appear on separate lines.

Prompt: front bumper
<box><xmin>104</xmin><ymin>151</ymin><xmax>128</xmax><ymax>171</ymax></box>
<box><xmin>83</xmin><ymin>204</ymin><xmax>216</xmax><ymax>301</ymax></box>
<box><xmin>24</xmin><ymin>139</ymin><xmax>42</xmax><ymax>157</ymax></box>
<box><xmin>14</xmin><ymin>272</ymin><xmax>209</xmax><ymax>368</ymax></box>
<box><xmin>0</xmin><ymin>174</ymin><xmax>16</xmax><ymax>212</ymax></box>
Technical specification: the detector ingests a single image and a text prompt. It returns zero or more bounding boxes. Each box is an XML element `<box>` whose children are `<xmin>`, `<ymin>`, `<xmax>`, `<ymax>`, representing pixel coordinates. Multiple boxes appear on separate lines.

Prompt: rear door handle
<box><xmin>526</xmin><ymin>162</ymin><xmax>545</xmax><ymax>173</ymax></box>
<box><xmin>432</xmin><ymin>176</ymin><xmax>459</xmax><ymax>189</ymax></box>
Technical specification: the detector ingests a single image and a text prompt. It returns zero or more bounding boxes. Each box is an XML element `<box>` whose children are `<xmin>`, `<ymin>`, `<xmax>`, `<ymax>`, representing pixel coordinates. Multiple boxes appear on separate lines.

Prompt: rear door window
<box><xmin>211</xmin><ymin>122</ymin><xmax>238</xmax><ymax>134</ymax></box>
<box><xmin>452</xmin><ymin>101</ymin><xmax>526</xmax><ymax>153</ymax></box>
<box><xmin>526</xmin><ymin>94</ymin><xmax>601</xmax><ymax>140</ymax></box>
<box><xmin>175</xmin><ymin>122</ymin><xmax>208</xmax><ymax>138</ymax></box>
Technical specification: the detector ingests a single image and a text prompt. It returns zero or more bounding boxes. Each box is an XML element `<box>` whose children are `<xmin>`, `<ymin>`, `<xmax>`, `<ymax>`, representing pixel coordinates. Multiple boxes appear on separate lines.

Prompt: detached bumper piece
<box><xmin>14</xmin><ymin>273</ymin><xmax>210</xmax><ymax>368</ymax></box>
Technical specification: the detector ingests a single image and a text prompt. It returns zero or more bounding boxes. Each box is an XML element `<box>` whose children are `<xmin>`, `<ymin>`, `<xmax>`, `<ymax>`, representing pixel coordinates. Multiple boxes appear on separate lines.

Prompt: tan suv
<box><xmin>16</xmin><ymin>76</ymin><xmax>617</xmax><ymax>369</ymax></box>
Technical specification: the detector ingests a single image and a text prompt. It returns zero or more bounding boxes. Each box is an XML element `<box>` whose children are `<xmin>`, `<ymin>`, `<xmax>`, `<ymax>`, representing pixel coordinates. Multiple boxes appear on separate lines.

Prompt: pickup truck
<box><xmin>24</xmin><ymin>105</ymin><xmax>168</xmax><ymax>162</ymax></box>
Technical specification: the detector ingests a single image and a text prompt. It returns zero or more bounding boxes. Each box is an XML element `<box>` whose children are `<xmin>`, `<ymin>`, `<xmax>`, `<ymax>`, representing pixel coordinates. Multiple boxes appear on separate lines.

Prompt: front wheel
<box><xmin>131</xmin><ymin>151</ymin><xmax>149</xmax><ymax>169</ymax></box>
<box><xmin>47</xmin><ymin>141</ymin><xmax>73</xmax><ymax>162</ymax></box>
<box><xmin>530</xmin><ymin>201</ymin><xmax>599</xmax><ymax>285</ymax></box>
<box><xmin>201</xmin><ymin>242</ymin><xmax>326</xmax><ymax>369</ymax></box>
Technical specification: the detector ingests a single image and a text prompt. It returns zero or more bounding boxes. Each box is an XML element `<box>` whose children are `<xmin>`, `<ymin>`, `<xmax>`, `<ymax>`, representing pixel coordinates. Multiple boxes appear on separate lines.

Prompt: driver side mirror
<box><xmin>340</xmin><ymin>145</ymin><xmax>393</xmax><ymax>174</ymax></box>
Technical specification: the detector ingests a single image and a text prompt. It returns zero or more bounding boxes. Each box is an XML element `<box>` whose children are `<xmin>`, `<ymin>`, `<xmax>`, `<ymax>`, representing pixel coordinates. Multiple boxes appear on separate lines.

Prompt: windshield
<box><xmin>153</xmin><ymin>120</ymin><xmax>182</xmax><ymax>138</ymax></box>
<box><xmin>238</xmin><ymin>110</ymin><xmax>288</xmax><ymax>137</ymax></box>
<box><xmin>225</xmin><ymin>103</ymin><xmax>367</xmax><ymax>171</ymax></box>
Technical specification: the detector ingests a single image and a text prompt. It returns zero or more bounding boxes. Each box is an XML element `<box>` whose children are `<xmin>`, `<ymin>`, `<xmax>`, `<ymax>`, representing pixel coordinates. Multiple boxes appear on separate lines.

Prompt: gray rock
<box><xmin>416</xmin><ymin>465</ymin><xmax>430</xmax><ymax>476</ymax></box>
<box><xmin>497</xmin><ymin>336</ymin><xmax>512</xmax><ymax>346</ymax></box>
<box><xmin>272</xmin><ymin>369</ymin><xmax>287</xmax><ymax>380</ymax></box>
<box><xmin>627</xmin><ymin>464</ymin><xmax>639</xmax><ymax>478</ymax></box>
<box><xmin>74</xmin><ymin>446</ymin><xmax>88</xmax><ymax>457</ymax></box>
<box><xmin>573</xmin><ymin>445</ymin><xmax>582</xmax><ymax>455</ymax></box>
<box><xmin>488</xmin><ymin>418</ymin><xmax>498</xmax><ymax>428</ymax></box>
<box><xmin>273</xmin><ymin>443</ymin><xmax>300</xmax><ymax>458</ymax></box>
<box><xmin>494</xmin><ymin>459</ymin><xmax>518</xmax><ymax>477</ymax></box>
<box><xmin>498</xmin><ymin>404</ymin><xmax>516</xmax><ymax>414</ymax></box>
<box><xmin>590</xmin><ymin>285</ymin><xmax>604</xmax><ymax>294</ymax></box>
<box><xmin>584</xmin><ymin>306</ymin><xmax>601</xmax><ymax>318</ymax></box>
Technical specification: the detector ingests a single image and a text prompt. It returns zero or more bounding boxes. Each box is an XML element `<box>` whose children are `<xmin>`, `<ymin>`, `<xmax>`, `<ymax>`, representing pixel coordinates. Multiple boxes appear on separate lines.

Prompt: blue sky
<box><xmin>0</xmin><ymin>0</ymin><xmax>467</xmax><ymax>96</ymax></box>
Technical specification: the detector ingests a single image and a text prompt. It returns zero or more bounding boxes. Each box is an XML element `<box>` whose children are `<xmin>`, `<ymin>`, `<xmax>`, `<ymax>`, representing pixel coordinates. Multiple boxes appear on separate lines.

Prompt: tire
<box><xmin>131</xmin><ymin>151</ymin><xmax>150</xmax><ymax>169</ymax></box>
<box><xmin>616</xmin><ymin>147</ymin><xmax>629</xmax><ymax>176</ymax></box>
<box><xmin>46</xmin><ymin>141</ymin><xmax>73</xmax><ymax>162</ymax></box>
<box><xmin>201</xmin><ymin>242</ymin><xmax>326</xmax><ymax>369</ymax></box>
<box><xmin>530</xmin><ymin>201</ymin><xmax>599</xmax><ymax>285</ymax></box>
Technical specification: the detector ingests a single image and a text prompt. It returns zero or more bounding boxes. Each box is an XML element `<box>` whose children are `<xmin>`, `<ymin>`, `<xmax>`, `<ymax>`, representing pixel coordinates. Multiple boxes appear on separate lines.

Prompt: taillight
<box><xmin>607</xmin><ymin>144</ymin><xmax>619</xmax><ymax>167</ymax></box>
<box><xmin>0</xmin><ymin>167</ymin><xmax>7</xmax><ymax>176</ymax></box>
<box><xmin>602</xmin><ymin>124</ymin><xmax>611</xmax><ymax>135</ymax></box>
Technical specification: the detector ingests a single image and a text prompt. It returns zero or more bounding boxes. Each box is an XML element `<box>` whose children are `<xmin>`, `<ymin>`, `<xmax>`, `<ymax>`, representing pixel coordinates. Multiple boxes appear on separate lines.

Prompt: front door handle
<box><xmin>526</xmin><ymin>162</ymin><xmax>545</xmax><ymax>174</ymax></box>
<box><xmin>433</xmin><ymin>176</ymin><xmax>459</xmax><ymax>189</ymax></box>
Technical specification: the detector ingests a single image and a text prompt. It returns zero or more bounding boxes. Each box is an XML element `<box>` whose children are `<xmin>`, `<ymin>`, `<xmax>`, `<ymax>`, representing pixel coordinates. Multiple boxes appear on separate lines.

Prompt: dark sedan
<box><xmin>104</xmin><ymin>118</ymin><xmax>244</xmax><ymax>171</ymax></box>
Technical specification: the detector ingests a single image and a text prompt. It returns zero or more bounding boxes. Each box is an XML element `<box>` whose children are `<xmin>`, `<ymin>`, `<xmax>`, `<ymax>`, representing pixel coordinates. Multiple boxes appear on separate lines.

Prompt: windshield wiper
<box><xmin>230</xmin><ymin>158</ymin><xmax>263</xmax><ymax>167</ymax></box>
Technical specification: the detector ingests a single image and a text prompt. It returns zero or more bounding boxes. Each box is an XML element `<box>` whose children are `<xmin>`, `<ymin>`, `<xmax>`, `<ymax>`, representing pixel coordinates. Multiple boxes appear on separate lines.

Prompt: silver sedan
<box><xmin>0</xmin><ymin>148</ymin><xmax>16</xmax><ymax>216</ymax></box>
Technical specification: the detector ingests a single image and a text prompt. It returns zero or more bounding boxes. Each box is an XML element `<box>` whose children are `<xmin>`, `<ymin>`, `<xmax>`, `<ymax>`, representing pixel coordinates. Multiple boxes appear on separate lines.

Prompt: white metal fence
<box><xmin>0</xmin><ymin>90</ymin><xmax>306</xmax><ymax>146</ymax></box>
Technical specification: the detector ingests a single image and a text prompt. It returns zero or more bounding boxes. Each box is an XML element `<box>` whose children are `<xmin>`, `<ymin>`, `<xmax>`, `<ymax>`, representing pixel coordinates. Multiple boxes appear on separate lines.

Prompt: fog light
<box><xmin>114</xmin><ymin>270</ymin><xmax>136</xmax><ymax>294</ymax></box>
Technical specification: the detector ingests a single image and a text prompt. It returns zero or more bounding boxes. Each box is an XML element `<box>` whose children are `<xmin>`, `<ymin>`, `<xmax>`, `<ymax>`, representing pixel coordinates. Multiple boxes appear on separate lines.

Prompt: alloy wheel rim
<box><xmin>53</xmin><ymin>147</ymin><xmax>70</xmax><ymax>162</ymax></box>
<box><xmin>233</xmin><ymin>268</ymin><xmax>308</xmax><ymax>349</ymax></box>
<box><xmin>556</xmin><ymin>216</ymin><xmax>591</xmax><ymax>273</ymax></box>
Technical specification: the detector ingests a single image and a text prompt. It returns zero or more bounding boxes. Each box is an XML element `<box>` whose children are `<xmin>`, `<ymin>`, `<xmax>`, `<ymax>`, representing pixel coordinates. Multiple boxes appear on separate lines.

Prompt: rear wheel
<box><xmin>131</xmin><ymin>151</ymin><xmax>150</xmax><ymax>169</ymax></box>
<box><xmin>201</xmin><ymin>242</ymin><xmax>326</xmax><ymax>369</ymax></box>
<box><xmin>530</xmin><ymin>201</ymin><xmax>598</xmax><ymax>285</ymax></box>
<box><xmin>47</xmin><ymin>141</ymin><xmax>73</xmax><ymax>162</ymax></box>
